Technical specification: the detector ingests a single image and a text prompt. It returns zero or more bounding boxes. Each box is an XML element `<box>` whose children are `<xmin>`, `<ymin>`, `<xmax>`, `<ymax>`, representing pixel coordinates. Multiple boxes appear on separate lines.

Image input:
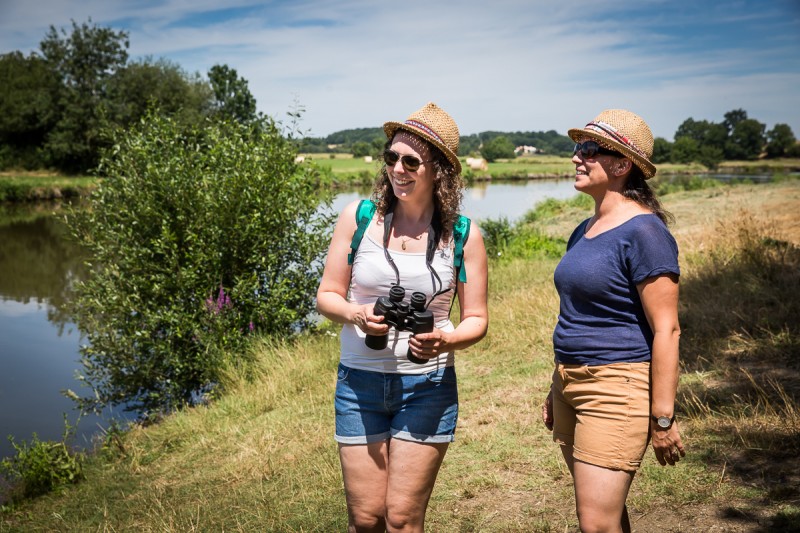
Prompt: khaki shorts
<box><xmin>552</xmin><ymin>362</ymin><xmax>651</xmax><ymax>472</ymax></box>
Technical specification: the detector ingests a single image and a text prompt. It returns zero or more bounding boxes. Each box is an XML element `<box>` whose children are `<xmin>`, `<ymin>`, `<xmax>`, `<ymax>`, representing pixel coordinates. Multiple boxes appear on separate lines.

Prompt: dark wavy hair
<box><xmin>623</xmin><ymin>165</ymin><xmax>674</xmax><ymax>225</ymax></box>
<box><xmin>372</xmin><ymin>136</ymin><xmax>465</xmax><ymax>244</ymax></box>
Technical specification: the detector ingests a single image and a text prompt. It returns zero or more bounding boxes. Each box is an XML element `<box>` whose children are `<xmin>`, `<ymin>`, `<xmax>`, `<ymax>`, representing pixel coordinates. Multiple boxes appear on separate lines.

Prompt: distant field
<box><xmin>300</xmin><ymin>153</ymin><xmax>800</xmax><ymax>182</ymax></box>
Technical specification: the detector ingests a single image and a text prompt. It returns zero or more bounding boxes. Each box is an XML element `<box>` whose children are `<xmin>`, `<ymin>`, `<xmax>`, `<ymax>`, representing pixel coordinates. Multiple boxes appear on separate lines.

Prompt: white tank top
<box><xmin>340</xmin><ymin>221</ymin><xmax>457</xmax><ymax>374</ymax></box>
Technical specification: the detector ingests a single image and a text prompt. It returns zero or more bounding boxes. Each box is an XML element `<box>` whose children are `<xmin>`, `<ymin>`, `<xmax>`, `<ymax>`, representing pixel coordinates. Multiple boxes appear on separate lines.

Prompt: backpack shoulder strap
<box><xmin>452</xmin><ymin>215</ymin><xmax>471</xmax><ymax>283</ymax></box>
<box><xmin>348</xmin><ymin>199</ymin><xmax>377</xmax><ymax>265</ymax></box>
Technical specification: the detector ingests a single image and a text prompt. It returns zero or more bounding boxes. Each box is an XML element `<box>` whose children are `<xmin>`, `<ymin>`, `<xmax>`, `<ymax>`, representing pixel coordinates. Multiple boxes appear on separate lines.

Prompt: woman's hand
<box><xmin>408</xmin><ymin>329</ymin><xmax>451</xmax><ymax>360</ymax></box>
<box><xmin>651</xmin><ymin>421</ymin><xmax>686</xmax><ymax>466</ymax></box>
<box><xmin>350</xmin><ymin>303</ymin><xmax>389</xmax><ymax>336</ymax></box>
<box><xmin>542</xmin><ymin>390</ymin><xmax>554</xmax><ymax>431</ymax></box>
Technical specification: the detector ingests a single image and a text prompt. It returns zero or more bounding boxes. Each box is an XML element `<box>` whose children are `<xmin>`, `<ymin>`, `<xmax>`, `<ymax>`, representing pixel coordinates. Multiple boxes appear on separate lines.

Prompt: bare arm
<box><xmin>638</xmin><ymin>273</ymin><xmax>685</xmax><ymax>466</ymax></box>
<box><xmin>315</xmin><ymin>200</ymin><xmax>389</xmax><ymax>336</ymax></box>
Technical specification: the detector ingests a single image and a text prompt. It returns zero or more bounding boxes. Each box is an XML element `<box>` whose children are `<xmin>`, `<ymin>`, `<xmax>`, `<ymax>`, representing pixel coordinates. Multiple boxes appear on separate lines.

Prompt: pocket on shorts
<box><xmin>337</xmin><ymin>364</ymin><xmax>350</xmax><ymax>382</ymax></box>
<box><xmin>584</xmin><ymin>363</ymin><xmax>634</xmax><ymax>383</ymax></box>
<box><xmin>424</xmin><ymin>365</ymin><xmax>456</xmax><ymax>384</ymax></box>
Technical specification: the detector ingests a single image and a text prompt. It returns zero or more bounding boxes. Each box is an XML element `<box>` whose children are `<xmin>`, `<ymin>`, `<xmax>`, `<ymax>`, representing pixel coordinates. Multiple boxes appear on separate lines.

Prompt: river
<box><xmin>0</xmin><ymin>179</ymin><xmax>581</xmax><ymax>460</ymax></box>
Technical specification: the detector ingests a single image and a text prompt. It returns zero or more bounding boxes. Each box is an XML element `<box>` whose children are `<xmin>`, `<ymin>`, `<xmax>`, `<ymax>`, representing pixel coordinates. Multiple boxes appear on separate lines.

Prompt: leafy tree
<box><xmin>208</xmin><ymin>64</ymin><xmax>257</xmax><ymax>124</ymax></box>
<box><xmin>670</xmin><ymin>137</ymin><xmax>700</xmax><ymax>164</ymax></box>
<box><xmin>725</xmin><ymin>118</ymin><xmax>765</xmax><ymax>160</ymax></box>
<box><xmin>67</xmin><ymin>113</ymin><xmax>333</xmax><ymax>413</ymax></box>
<box><xmin>651</xmin><ymin>137</ymin><xmax>673</xmax><ymax>164</ymax></box>
<box><xmin>723</xmin><ymin>108</ymin><xmax>748</xmax><ymax>134</ymax></box>
<box><xmin>481</xmin><ymin>135</ymin><xmax>516</xmax><ymax>162</ymax></box>
<box><xmin>106</xmin><ymin>57</ymin><xmax>212</xmax><ymax>129</ymax></box>
<box><xmin>674</xmin><ymin>118</ymin><xmax>727</xmax><ymax>152</ymax></box>
<box><xmin>697</xmin><ymin>145</ymin><xmax>724</xmax><ymax>170</ymax></box>
<box><xmin>0</xmin><ymin>52</ymin><xmax>60</xmax><ymax>169</ymax></box>
<box><xmin>764</xmin><ymin>123</ymin><xmax>796</xmax><ymax>158</ymax></box>
<box><xmin>351</xmin><ymin>141</ymin><xmax>371</xmax><ymax>158</ymax></box>
<box><xmin>40</xmin><ymin>19</ymin><xmax>129</xmax><ymax>173</ymax></box>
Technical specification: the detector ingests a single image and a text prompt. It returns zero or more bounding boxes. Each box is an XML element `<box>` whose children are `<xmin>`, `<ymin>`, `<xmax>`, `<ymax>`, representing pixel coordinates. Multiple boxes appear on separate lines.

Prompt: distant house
<box><xmin>514</xmin><ymin>145</ymin><xmax>538</xmax><ymax>155</ymax></box>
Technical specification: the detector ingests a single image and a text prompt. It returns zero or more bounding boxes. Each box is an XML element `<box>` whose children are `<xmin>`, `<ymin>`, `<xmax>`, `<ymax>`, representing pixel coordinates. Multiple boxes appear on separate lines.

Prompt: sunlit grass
<box><xmin>2</xmin><ymin>180</ymin><xmax>799</xmax><ymax>531</ymax></box>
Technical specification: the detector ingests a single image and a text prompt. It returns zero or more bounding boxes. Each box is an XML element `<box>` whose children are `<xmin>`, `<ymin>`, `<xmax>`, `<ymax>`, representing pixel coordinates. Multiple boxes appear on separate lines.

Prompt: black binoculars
<box><xmin>365</xmin><ymin>286</ymin><xmax>434</xmax><ymax>364</ymax></box>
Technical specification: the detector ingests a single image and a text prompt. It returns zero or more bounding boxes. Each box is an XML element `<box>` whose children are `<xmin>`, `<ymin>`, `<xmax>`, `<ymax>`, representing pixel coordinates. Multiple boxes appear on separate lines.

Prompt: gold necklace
<box><xmin>401</xmin><ymin>235</ymin><xmax>421</xmax><ymax>250</ymax></box>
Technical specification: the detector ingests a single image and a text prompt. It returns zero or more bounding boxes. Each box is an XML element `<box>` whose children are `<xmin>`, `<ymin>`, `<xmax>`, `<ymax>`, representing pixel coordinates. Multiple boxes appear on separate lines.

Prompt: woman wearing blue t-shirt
<box><xmin>542</xmin><ymin>109</ymin><xmax>685</xmax><ymax>532</ymax></box>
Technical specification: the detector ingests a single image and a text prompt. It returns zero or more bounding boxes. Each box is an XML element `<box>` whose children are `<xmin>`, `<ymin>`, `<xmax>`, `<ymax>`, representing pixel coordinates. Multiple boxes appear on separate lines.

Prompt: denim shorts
<box><xmin>334</xmin><ymin>363</ymin><xmax>459</xmax><ymax>444</ymax></box>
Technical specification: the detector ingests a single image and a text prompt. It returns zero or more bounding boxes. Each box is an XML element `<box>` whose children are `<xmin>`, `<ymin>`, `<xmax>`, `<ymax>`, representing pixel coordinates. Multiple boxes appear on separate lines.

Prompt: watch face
<box><xmin>657</xmin><ymin>416</ymin><xmax>671</xmax><ymax>429</ymax></box>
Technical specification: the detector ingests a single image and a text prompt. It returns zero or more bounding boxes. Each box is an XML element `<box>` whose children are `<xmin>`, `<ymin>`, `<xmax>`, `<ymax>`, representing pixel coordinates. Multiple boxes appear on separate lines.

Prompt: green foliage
<box><xmin>480</xmin><ymin>197</ymin><xmax>579</xmax><ymax>261</ymax></box>
<box><xmin>207</xmin><ymin>64</ymin><xmax>257</xmax><ymax>124</ymax></box>
<box><xmin>670</xmin><ymin>137</ymin><xmax>700</xmax><ymax>164</ymax></box>
<box><xmin>350</xmin><ymin>141</ymin><xmax>372</xmax><ymax>158</ymax></box>
<box><xmin>40</xmin><ymin>19</ymin><xmax>130</xmax><ymax>173</ymax></box>
<box><xmin>106</xmin><ymin>57</ymin><xmax>212</xmax><ymax>129</ymax></box>
<box><xmin>765</xmin><ymin>124</ymin><xmax>797</xmax><ymax>158</ymax></box>
<box><xmin>0</xmin><ymin>416</ymin><xmax>84</xmax><ymax>501</ymax></box>
<box><xmin>481</xmin><ymin>135</ymin><xmax>516</xmax><ymax>162</ymax></box>
<box><xmin>725</xmin><ymin>118</ymin><xmax>766</xmax><ymax>160</ymax></box>
<box><xmin>651</xmin><ymin>137</ymin><xmax>673</xmax><ymax>164</ymax></box>
<box><xmin>651</xmin><ymin>174</ymin><xmax>723</xmax><ymax>195</ymax></box>
<box><xmin>0</xmin><ymin>52</ymin><xmax>60</xmax><ymax>169</ymax></box>
<box><xmin>67</xmin><ymin>112</ymin><xmax>334</xmax><ymax>414</ymax></box>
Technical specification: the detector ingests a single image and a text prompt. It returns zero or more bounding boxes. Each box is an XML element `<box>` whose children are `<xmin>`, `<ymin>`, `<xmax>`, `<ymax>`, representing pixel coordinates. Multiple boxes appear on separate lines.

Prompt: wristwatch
<box><xmin>651</xmin><ymin>415</ymin><xmax>675</xmax><ymax>429</ymax></box>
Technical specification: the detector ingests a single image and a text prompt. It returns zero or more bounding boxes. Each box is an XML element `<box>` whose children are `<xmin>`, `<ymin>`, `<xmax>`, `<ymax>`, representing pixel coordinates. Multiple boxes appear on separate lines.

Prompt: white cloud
<box><xmin>1</xmin><ymin>0</ymin><xmax>798</xmax><ymax>139</ymax></box>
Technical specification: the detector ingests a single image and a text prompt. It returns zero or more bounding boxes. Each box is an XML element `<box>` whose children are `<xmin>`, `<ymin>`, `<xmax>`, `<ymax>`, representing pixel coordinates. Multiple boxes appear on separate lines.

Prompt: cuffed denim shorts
<box><xmin>334</xmin><ymin>363</ymin><xmax>458</xmax><ymax>444</ymax></box>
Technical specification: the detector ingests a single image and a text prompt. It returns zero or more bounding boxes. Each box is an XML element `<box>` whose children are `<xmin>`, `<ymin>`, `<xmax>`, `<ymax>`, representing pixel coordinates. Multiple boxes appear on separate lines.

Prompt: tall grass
<box><xmin>2</xmin><ymin>181</ymin><xmax>799</xmax><ymax>531</ymax></box>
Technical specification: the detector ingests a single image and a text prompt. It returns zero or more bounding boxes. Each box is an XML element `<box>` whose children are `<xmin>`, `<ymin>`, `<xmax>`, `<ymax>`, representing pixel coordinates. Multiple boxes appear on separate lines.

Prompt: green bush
<box><xmin>66</xmin><ymin>113</ymin><xmax>334</xmax><ymax>414</ymax></box>
<box><xmin>481</xmin><ymin>208</ymin><xmax>566</xmax><ymax>262</ymax></box>
<box><xmin>0</xmin><ymin>417</ymin><xmax>84</xmax><ymax>501</ymax></box>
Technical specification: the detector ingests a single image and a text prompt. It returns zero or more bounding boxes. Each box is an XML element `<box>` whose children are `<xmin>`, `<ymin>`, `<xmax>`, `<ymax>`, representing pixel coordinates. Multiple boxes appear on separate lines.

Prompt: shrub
<box><xmin>66</xmin><ymin>113</ymin><xmax>334</xmax><ymax>414</ymax></box>
<box><xmin>0</xmin><ymin>417</ymin><xmax>84</xmax><ymax>501</ymax></box>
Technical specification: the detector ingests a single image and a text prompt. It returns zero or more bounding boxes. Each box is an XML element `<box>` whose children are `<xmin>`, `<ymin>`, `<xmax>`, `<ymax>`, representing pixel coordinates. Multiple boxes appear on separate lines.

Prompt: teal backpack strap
<box><xmin>348</xmin><ymin>199</ymin><xmax>377</xmax><ymax>265</ymax></box>
<box><xmin>453</xmin><ymin>215</ymin><xmax>471</xmax><ymax>283</ymax></box>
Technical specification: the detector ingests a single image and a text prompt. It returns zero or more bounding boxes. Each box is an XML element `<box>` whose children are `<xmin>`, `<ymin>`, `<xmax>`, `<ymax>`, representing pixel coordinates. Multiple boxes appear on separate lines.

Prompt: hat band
<box><xmin>585</xmin><ymin>121</ymin><xmax>647</xmax><ymax>159</ymax></box>
<box><xmin>404</xmin><ymin>120</ymin><xmax>444</xmax><ymax>145</ymax></box>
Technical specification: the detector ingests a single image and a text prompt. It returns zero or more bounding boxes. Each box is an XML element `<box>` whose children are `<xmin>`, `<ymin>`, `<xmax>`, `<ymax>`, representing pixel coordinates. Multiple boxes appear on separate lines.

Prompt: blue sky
<box><xmin>1</xmin><ymin>0</ymin><xmax>799</xmax><ymax>140</ymax></box>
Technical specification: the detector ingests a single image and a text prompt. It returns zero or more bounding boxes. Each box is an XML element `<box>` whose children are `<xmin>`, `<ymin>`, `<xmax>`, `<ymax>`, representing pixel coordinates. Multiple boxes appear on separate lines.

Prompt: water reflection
<box><xmin>0</xmin><ymin>205</ymin><xmax>103</xmax><ymax>460</ymax></box>
<box><xmin>0</xmin><ymin>180</ymin><xmax>580</xmax><ymax>461</ymax></box>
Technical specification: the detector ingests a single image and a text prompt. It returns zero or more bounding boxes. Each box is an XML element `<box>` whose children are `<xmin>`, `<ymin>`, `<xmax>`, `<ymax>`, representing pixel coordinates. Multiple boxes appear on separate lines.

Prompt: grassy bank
<box><xmin>305</xmin><ymin>154</ymin><xmax>800</xmax><ymax>185</ymax></box>
<box><xmin>3</xmin><ymin>158</ymin><xmax>799</xmax><ymax>199</ymax></box>
<box><xmin>1</xmin><ymin>181</ymin><xmax>799</xmax><ymax>532</ymax></box>
<box><xmin>0</xmin><ymin>174</ymin><xmax>96</xmax><ymax>203</ymax></box>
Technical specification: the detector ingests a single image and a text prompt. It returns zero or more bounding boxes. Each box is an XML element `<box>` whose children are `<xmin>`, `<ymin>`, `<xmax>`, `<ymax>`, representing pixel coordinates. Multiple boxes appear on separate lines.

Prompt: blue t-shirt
<box><xmin>552</xmin><ymin>214</ymin><xmax>680</xmax><ymax>365</ymax></box>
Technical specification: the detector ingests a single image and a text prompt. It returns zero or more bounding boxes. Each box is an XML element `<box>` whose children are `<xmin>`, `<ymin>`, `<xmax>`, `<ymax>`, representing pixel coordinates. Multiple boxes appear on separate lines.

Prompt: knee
<box><xmin>385</xmin><ymin>502</ymin><xmax>423</xmax><ymax>531</ymax></box>
<box><xmin>575</xmin><ymin>508</ymin><xmax>618</xmax><ymax>533</ymax></box>
<box><xmin>348</xmin><ymin>507</ymin><xmax>386</xmax><ymax>533</ymax></box>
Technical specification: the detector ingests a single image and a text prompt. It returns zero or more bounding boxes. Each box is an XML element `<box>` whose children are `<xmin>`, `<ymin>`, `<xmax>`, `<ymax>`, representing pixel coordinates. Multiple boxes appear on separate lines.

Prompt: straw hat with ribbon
<box><xmin>568</xmin><ymin>109</ymin><xmax>657</xmax><ymax>179</ymax></box>
<box><xmin>384</xmin><ymin>102</ymin><xmax>462</xmax><ymax>174</ymax></box>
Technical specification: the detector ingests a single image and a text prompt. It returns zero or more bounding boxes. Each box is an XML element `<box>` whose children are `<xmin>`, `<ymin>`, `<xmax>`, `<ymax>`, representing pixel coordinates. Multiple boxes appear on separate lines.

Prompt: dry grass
<box><xmin>2</xmin><ymin>180</ymin><xmax>799</xmax><ymax>532</ymax></box>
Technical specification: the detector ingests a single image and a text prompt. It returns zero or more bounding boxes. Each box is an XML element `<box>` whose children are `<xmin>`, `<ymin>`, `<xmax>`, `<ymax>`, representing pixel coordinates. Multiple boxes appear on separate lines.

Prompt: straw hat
<box><xmin>568</xmin><ymin>109</ymin><xmax>657</xmax><ymax>178</ymax></box>
<box><xmin>384</xmin><ymin>102</ymin><xmax>462</xmax><ymax>174</ymax></box>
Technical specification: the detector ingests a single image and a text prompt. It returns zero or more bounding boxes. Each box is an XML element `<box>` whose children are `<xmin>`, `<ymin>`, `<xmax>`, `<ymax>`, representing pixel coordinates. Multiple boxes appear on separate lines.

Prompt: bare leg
<box><xmin>560</xmin><ymin>445</ymin><xmax>635</xmax><ymax>533</ymax></box>
<box><xmin>384</xmin><ymin>439</ymin><xmax>449</xmax><ymax>533</ymax></box>
<box><xmin>339</xmin><ymin>441</ymin><xmax>389</xmax><ymax>533</ymax></box>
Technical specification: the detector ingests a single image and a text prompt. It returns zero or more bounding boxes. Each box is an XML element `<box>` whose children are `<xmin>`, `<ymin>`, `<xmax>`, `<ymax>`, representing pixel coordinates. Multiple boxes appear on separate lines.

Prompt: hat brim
<box><xmin>568</xmin><ymin>128</ymin><xmax>656</xmax><ymax>179</ymax></box>
<box><xmin>384</xmin><ymin>122</ymin><xmax>462</xmax><ymax>174</ymax></box>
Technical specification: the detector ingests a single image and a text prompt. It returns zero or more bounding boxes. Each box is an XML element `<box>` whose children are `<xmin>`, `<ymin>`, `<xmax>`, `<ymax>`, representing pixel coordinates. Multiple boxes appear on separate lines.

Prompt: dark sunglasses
<box><xmin>383</xmin><ymin>149</ymin><xmax>434</xmax><ymax>172</ymax></box>
<box><xmin>573</xmin><ymin>141</ymin><xmax>622</xmax><ymax>159</ymax></box>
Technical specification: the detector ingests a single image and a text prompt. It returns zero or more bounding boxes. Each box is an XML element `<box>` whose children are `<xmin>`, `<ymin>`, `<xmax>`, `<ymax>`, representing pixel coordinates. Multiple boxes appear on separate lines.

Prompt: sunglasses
<box><xmin>383</xmin><ymin>149</ymin><xmax>434</xmax><ymax>172</ymax></box>
<box><xmin>573</xmin><ymin>141</ymin><xmax>622</xmax><ymax>159</ymax></box>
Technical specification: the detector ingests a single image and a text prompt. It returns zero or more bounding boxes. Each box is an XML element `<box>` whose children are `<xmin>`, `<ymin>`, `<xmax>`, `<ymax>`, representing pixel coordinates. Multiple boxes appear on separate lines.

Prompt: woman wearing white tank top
<box><xmin>317</xmin><ymin>102</ymin><xmax>488</xmax><ymax>532</ymax></box>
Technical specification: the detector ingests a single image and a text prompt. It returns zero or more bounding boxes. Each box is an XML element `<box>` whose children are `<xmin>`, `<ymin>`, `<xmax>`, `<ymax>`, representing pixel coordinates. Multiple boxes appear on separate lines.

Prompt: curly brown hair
<box><xmin>372</xmin><ymin>137</ymin><xmax>465</xmax><ymax>244</ymax></box>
